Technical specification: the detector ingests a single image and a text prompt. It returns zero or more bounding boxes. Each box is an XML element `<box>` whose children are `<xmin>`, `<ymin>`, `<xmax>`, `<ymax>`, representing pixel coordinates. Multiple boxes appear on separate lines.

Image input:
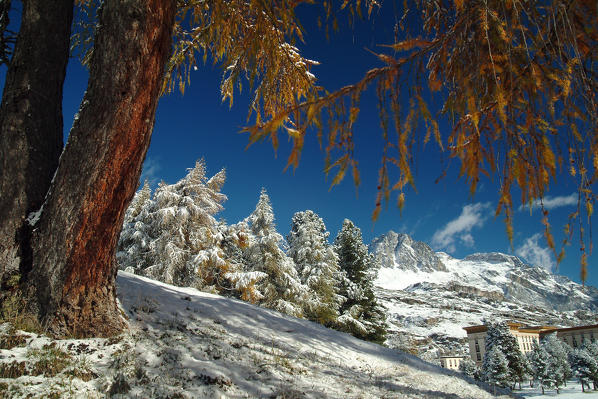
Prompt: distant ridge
<box><xmin>370</xmin><ymin>231</ymin><xmax>598</xmax><ymax>361</ymax></box>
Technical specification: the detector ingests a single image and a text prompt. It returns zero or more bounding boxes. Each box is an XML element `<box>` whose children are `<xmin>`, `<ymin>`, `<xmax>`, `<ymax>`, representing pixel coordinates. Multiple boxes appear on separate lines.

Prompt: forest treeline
<box><xmin>117</xmin><ymin>160</ymin><xmax>388</xmax><ymax>344</ymax></box>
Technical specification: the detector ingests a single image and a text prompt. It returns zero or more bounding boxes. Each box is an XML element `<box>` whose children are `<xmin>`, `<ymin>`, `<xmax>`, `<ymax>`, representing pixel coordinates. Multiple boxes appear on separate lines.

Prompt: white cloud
<box><xmin>516</xmin><ymin>233</ymin><xmax>555</xmax><ymax>271</ymax></box>
<box><xmin>519</xmin><ymin>193</ymin><xmax>577</xmax><ymax>211</ymax></box>
<box><xmin>140</xmin><ymin>156</ymin><xmax>161</xmax><ymax>187</ymax></box>
<box><xmin>431</xmin><ymin>203</ymin><xmax>492</xmax><ymax>252</ymax></box>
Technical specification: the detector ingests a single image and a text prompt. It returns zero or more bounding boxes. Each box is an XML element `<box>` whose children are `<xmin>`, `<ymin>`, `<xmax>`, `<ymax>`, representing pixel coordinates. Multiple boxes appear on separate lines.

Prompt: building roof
<box><xmin>556</xmin><ymin>324</ymin><xmax>598</xmax><ymax>333</ymax></box>
<box><xmin>463</xmin><ymin>325</ymin><xmax>487</xmax><ymax>333</ymax></box>
<box><xmin>463</xmin><ymin>322</ymin><xmax>595</xmax><ymax>335</ymax></box>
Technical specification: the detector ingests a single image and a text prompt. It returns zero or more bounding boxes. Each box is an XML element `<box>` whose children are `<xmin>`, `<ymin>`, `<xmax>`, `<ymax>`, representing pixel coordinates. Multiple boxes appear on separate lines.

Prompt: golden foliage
<box><xmin>247</xmin><ymin>0</ymin><xmax>598</xmax><ymax>282</ymax></box>
<box><xmin>164</xmin><ymin>0</ymin><xmax>319</xmax><ymax>132</ymax></box>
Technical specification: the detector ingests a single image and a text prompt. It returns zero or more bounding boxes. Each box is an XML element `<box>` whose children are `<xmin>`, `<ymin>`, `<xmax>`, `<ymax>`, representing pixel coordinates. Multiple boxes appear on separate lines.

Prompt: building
<box><xmin>463</xmin><ymin>322</ymin><xmax>557</xmax><ymax>366</ymax></box>
<box><xmin>557</xmin><ymin>324</ymin><xmax>598</xmax><ymax>348</ymax></box>
<box><xmin>438</xmin><ymin>354</ymin><xmax>467</xmax><ymax>370</ymax></box>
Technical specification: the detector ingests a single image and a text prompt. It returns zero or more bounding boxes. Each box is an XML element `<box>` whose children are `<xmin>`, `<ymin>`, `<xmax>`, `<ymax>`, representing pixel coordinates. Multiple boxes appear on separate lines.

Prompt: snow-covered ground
<box><xmin>518</xmin><ymin>380</ymin><xmax>598</xmax><ymax>398</ymax></box>
<box><xmin>0</xmin><ymin>271</ymin><xmax>513</xmax><ymax>398</ymax></box>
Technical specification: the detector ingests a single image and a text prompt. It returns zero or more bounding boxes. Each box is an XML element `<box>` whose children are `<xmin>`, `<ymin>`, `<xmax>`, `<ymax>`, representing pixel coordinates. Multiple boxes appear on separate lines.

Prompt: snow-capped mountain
<box><xmin>372</xmin><ymin>231</ymin><xmax>447</xmax><ymax>273</ymax></box>
<box><xmin>371</xmin><ymin>231</ymin><xmax>598</xmax><ymax>360</ymax></box>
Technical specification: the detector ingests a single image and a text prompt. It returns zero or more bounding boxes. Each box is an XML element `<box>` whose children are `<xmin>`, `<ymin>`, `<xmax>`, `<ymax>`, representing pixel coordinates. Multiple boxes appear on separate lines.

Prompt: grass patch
<box><xmin>64</xmin><ymin>356</ymin><xmax>97</xmax><ymax>382</ymax></box>
<box><xmin>0</xmin><ymin>361</ymin><xmax>27</xmax><ymax>378</ymax></box>
<box><xmin>28</xmin><ymin>344</ymin><xmax>73</xmax><ymax>377</ymax></box>
<box><xmin>0</xmin><ymin>325</ymin><xmax>30</xmax><ymax>349</ymax></box>
<box><xmin>0</xmin><ymin>283</ymin><xmax>43</xmax><ymax>334</ymax></box>
<box><xmin>0</xmin><ymin>333</ymin><xmax>28</xmax><ymax>349</ymax></box>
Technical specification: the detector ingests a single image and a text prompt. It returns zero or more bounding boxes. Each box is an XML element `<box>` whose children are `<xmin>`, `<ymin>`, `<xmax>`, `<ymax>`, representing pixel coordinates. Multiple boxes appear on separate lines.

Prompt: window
<box><xmin>477</xmin><ymin>353</ymin><xmax>481</xmax><ymax>361</ymax></box>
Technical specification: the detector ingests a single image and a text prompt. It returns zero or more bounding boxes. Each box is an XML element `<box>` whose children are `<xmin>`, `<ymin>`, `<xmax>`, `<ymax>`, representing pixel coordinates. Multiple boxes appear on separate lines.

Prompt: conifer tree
<box><xmin>581</xmin><ymin>340</ymin><xmax>598</xmax><ymax>390</ymax></box>
<box><xmin>120</xmin><ymin>160</ymin><xmax>232</xmax><ymax>290</ymax></box>
<box><xmin>482</xmin><ymin>321</ymin><xmax>526</xmax><ymax>389</ymax></box>
<box><xmin>570</xmin><ymin>345</ymin><xmax>597</xmax><ymax>392</ymax></box>
<box><xmin>484</xmin><ymin>346</ymin><xmax>510</xmax><ymax>390</ymax></box>
<box><xmin>117</xmin><ymin>180</ymin><xmax>154</xmax><ymax>274</ymax></box>
<box><xmin>244</xmin><ymin>189</ymin><xmax>306</xmax><ymax>316</ymax></box>
<box><xmin>528</xmin><ymin>341</ymin><xmax>556</xmax><ymax>394</ymax></box>
<box><xmin>287</xmin><ymin>210</ymin><xmax>341</xmax><ymax>326</ymax></box>
<box><xmin>459</xmin><ymin>357</ymin><xmax>479</xmax><ymax>380</ymax></box>
<box><xmin>334</xmin><ymin>219</ymin><xmax>387</xmax><ymax>344</ymax></box>
<box><xmin>217</xmin><ymin>221</ymin><xmax>266</xmax><ymax>303</ymax></box>
<box><xmin>542</xmin><ymin>333</ymin><xmax>571</xmax><ymax>392</ymax></box>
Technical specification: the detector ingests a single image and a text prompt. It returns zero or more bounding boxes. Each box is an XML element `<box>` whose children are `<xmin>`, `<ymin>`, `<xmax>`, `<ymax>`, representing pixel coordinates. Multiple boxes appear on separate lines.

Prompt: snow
<box><xmin>0</xmin><ymin>271</ymin><xmax>513</xmax><ymax>398</ymax></box>
<box><xmin>519</xmin><ymin>380</ymin><xmax>598</xmax><ymax>398</ymax></box>
<box><xmin>25</xmin><ymin>205</ymin><xmax>44</xmax><ymax>227</ymax></box>
<box><xmin>376</xmin><ymin>267</ymin><xmax>454</xmax><ymax>291</ymax></box>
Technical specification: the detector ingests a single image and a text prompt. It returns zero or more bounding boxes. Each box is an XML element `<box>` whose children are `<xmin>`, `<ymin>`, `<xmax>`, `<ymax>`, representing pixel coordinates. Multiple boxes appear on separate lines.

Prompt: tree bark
<box><xmin>29</xmin><ymin>0</ymin><xmax>176</xmax><ymax>338</ymax></box>
<box><xmin>0</xmin><ymin>0</ymin><xmax>73</xmax><ymax>283</ymax></box>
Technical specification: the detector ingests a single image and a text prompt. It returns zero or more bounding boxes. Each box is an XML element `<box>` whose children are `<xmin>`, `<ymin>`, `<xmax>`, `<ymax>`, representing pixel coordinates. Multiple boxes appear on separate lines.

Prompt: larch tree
<box><xmin>1</xmin><ymin>0</ymin><xmax>177</xmax><ymax>338</ymax></box>
<box><xmin>0</xmin><ymin>0</ymin><xmax>73</xmax><ymax>282</ymax></box>
<box><xmin>247</xmin><ymin>0</ymin><xmax>598</xmax><ymax>283</ymax></box>
<box><xmin>0</xmin><ymin>0</ymin><xmax>316</xmax><ymax>337</ymax></box>
<box><xmin>2</xmin><ymin>0</ymin><xmax>596</xmax><ymax>337</ymax></box>
<box><xmin>287</xmin><ymin>210</ymin><xmax>342</xmax><ymax>326</ymax></box>
<box><xmin>142</xmin><ymin>160</ymin><xmax>228</xmax><ymax>287</ymax></box>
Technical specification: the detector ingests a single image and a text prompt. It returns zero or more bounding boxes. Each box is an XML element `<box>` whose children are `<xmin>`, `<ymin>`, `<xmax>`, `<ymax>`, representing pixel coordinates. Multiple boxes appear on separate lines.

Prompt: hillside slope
<box><xmin>0</xmin><ymin>272</ymin><xmax>511</xmax><ymax>398</ymax></box>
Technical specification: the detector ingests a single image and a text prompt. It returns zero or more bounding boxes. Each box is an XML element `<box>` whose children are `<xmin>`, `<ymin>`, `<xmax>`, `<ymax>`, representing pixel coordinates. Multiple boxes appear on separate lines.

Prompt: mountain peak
<box><xmin>371</xmin><ymin>231</ymin><xmax>447</xmax><ymax>272</ymax></box>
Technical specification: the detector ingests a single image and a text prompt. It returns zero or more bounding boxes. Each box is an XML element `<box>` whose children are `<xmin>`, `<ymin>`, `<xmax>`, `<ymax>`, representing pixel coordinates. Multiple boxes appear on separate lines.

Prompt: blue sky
<box><xmin>5</xmin><ymin>2</ymin><xmax>597</xmax><ymax>287</ymax></box>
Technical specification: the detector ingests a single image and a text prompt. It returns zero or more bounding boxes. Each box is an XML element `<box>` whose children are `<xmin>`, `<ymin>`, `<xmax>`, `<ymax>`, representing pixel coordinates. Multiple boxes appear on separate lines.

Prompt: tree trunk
<box><xmin>0</xmin><ymin>0</ymin><xmax>73</xmax><ymax>283</ymax></box>
<box><xmin>29</xmin><ymin>0</ymin><xmax>176</xmax><ymax>338</ymax></box>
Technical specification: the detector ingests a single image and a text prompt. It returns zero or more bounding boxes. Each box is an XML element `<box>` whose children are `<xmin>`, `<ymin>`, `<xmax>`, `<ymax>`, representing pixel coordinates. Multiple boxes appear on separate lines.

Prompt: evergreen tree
<box><xmin>581</xmin><ymin>340</ymin><xmax>598</xmax><ymax>390</ymax></box>
<box><xmin>570</xmin><ymin>346</ymin><xmax>597</xmax><ymax>392</ymax></box>
<box><xmin>484</xmin><ymin>346</ymin><xmax>510</xmax><ymax>390</ymax></box>
<box><xmin>117</xmin><ymin>180</ymin><xmax>154</xmax><ymax>274</ymax></box>
<box><xmin>542</xmin><ymin>333</ymin><xmax>571</xmax><ymax>392</ymax></box>
<box><xmin>482</xmin><ymin>321</ymin><xmax>526</xmax><ymax>389</ymax></box>
<box><xmin>528</xmin><ymin>341</ymin><xmax>555</xmax><ymax>394</ymax></box>
<box><xmin>287</xmin><ymin>210</ymin><xmax>341</xmax><ymax>326</ymax></box>
<box><xmin>146</xmin><ymin>160</ymin><xmax>225</xmax><ymax>286</ymax></box>
<box><xmin>459</xmin><ymin>357</ymin><xmax>479</xmax><ymax>380</ymax></box>
<box><xmin>217</xmin><ymin>221</ymin><xmax>267</xmax><ymax>303</ymax></box>
<box><xmin>118</xmin><ymin>160</ymin><xmax>238</xmax><ymax>292</ymax></box>
<box><xmin>334</xmin><ymin>219</ymin><xmax>387</xmax><ymax>344</ymax></box>
<box><xmin>244</xmin><ymin>189</ymin><xmax>307</xmax><ymax>316</ymax></box>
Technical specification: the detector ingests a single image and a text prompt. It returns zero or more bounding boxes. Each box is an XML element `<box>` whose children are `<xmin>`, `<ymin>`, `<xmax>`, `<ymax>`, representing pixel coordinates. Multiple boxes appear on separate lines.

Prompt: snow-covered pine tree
<box><xmin>459</xmin><ymin>357</ymin><xmax>479</xmax><ymax>380</ymax></box>
<box><xmin>287</xmin><ymin>210</ymin><xmax>341</xmax><ymax>326</ymax></box>
<box><xmin>117</xmin><ymin>180</ymin><xmax>154</xmax><ymax>274</ymax></box>
<box><xmin>569</xmin><ymin>345</ymin><xmax>597</xmax><ymax>392</ymax></box>
<box><xmin>527</xmin><ymin>341</ymin><xmax>555</xmax><ymax>394</ymax></box>
<box><xmin>145</xmin><ymin>160</ymin><xmax>227</xmax><ymax>286</ymax></box>
<box><xmin>541</xmin><ymin>333</ymin><xmax>571</xmax><ymax>392</ymax></box>
<box><xmin>244</xmin><ymin>189</ymin><xmax>307</xmax><ymax>316</ymax></box>
<box><xmin>484</xmin><ymin>346</ymin><xmax>510</xmax><ymax>390</ymax></box>
<box><xmin>482</xmin><ymin>321</ymin><xmax>526</xmax><ymax>389</ymax></box>
<box><xmin>334</xmin><ymin>219</ymin><xmax>387</xmax><ymax>344</ymax></box>
<box><xmin>580</xmin><ymin>339</ymin><xmax>598</xmax><ymax>390</ymax></box>
<box><xmin>119</xmin><ymin>160</ymin><xmax>239</xmax><ymax>293</ymax></box>
<box><xmin>218</xmin><ymin>220</ymin><xmax>267</xmax><ymax>303</ymax></box>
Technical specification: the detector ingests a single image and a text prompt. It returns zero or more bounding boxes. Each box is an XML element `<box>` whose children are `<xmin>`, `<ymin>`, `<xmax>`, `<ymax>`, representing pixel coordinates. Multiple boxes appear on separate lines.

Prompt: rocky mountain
<box><xmin>371</xmin><ymin>231</ymin><xmax>598</xmax><ymax>361</ymax></box>
<box><xmin>371</xmin><ymin>232</ymin><xmax>447</xmax><ymax>273</ymax></box>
